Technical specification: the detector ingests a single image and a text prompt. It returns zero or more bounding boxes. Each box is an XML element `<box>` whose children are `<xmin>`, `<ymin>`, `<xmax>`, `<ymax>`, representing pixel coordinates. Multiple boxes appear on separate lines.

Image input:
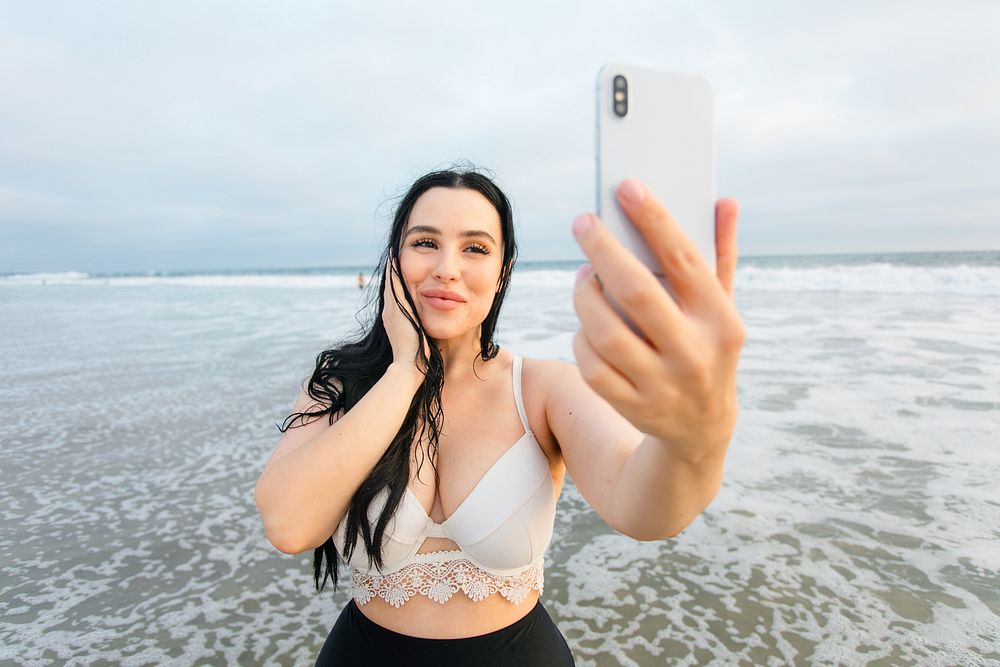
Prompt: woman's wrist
<box><xmin>386</xmin><ymin>362</ymin><xmax>425</xmax><ymax>393</ymax></box>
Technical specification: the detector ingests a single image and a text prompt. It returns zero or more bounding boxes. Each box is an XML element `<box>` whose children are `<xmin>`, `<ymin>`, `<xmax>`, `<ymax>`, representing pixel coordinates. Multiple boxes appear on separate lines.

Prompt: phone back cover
<box><xmin>596</xmin><ymin>64</ymin><xmax>716</xmax><ymax>273</ymax></box>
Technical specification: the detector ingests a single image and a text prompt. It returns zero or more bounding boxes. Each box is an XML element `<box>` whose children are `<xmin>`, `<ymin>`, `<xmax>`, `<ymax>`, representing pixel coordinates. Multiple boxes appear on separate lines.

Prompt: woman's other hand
<box><xmin>381</xmin><ymin>257</ymin><xmax>430</xmax><ymax>375</ymax></box>
<box><xmin>570</xmin><ymin>178</ymin><xmax>745</xmax><ymax>459</ymax></box>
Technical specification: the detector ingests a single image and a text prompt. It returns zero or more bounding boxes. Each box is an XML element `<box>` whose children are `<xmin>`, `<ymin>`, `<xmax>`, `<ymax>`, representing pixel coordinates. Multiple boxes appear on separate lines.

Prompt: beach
<box><xmin>1</xmin><ymin>252</ymin><xmax>999</xmax><ymax>666</ymax></box>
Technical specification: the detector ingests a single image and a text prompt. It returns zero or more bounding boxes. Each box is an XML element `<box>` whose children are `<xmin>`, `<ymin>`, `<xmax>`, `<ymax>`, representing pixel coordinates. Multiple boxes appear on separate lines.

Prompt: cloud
<box><xmin>1</xmin><ymin>1</ymin><xmax>998</xmax><ymax>272</ymax></box>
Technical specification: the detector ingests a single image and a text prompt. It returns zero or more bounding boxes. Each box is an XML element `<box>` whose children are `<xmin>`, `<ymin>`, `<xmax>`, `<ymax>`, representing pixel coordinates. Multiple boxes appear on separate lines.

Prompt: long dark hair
<box><xmin>277</xmin><ymin>165</ymin><xmax>518</xmax><ymax>593</ymax></box>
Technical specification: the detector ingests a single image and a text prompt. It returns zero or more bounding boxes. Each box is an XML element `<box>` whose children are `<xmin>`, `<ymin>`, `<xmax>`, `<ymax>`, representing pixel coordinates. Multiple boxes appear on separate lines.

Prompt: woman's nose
<box><xmin>432</xmin><ymin>251</ymin><xmax>460</xmax><ymax>281</ymax></box>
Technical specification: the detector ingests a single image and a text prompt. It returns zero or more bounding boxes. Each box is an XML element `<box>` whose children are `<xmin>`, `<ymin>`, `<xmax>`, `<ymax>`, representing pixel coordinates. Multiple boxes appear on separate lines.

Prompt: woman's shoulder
<box><xmin>513</xmin><ymin>355</ymin><xmax>579</xmax><ymax>463</ymax></box>
<box><xmin>516</xmin><ymin>354</ymin><xmax>579</xmax><ymax>401</ymax></box>
<box><xmin>517</xmin><ymin>353</ymin><xmax>576</xmax><ymax>374</ymax></box>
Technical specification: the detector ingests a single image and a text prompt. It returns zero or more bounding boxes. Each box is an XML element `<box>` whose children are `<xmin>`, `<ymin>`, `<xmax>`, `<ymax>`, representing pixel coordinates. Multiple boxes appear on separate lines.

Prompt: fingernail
<box><xmin>572</xmin><ymin>213</ymin><xmax>593</xmax><ymax>236</ymax></box>
<box><xmin>620</xmin><ymin>179</ymin><xmax>646</xmax><ymax>205</ymax></box>
<box><xmin>575</xmin><ymin>264</ymin><xmax>593</xmax><ymax>282</ymax></box>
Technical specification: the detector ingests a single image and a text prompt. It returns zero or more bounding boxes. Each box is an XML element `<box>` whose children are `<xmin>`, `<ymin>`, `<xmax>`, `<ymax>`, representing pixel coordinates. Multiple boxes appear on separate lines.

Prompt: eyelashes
<box><xmin>409</xmin><ymin>238</ymin><xmax>490</xmax><ymax>255</ymax></box>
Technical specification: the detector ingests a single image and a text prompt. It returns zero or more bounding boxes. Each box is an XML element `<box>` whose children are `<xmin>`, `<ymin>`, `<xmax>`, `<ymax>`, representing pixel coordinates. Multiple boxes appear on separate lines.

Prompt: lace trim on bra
<box><xmin>349</xmin><ymin>550</ymin><xmax>544</xmax><ymax>608</ymax></box>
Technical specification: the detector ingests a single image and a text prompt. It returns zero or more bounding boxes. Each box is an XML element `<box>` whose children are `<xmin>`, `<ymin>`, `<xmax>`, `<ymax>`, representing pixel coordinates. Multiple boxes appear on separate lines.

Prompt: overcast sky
<box><xmin>2</xmin><ymin>1</ymin><xmax>998</xmax><ymax>273</ymax></box>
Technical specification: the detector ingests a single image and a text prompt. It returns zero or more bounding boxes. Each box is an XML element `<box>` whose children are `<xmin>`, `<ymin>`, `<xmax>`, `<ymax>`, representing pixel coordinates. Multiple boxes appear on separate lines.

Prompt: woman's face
<box><xmin>398</xmin><ymin>187</ymin><xmax>505</xmax><ymax>342</ymax></box>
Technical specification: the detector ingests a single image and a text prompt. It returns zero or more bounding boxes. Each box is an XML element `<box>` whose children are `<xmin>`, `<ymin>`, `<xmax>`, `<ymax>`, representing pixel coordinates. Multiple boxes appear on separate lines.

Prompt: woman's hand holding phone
<box><xmin>570</xmin><ymin>178</ymin><xmax>745</xmax><ymax>458</ymax></box>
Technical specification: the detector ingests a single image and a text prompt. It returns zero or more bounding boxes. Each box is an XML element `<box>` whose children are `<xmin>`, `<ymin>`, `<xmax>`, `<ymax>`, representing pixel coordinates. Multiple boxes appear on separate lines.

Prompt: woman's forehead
<box><xmin>406</xmin><ymin>187</ymin><xmax>501</xmax><ymax>237</ymax></box>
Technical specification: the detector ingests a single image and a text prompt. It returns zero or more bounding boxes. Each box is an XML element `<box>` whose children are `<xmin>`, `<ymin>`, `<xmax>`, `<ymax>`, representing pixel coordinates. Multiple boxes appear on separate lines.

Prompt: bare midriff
<box><xmin>352</xmin><ymin>535</ymin><xmax>540</xmax><ymax>639</ymax></box>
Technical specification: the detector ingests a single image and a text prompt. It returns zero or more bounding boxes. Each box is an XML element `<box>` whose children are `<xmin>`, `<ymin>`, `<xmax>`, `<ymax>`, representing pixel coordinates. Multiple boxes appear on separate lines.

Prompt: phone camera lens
<box><xmin>612</xmin><ymin>75</ymin><xmax>628</xmax><ymax>117</ymax></box>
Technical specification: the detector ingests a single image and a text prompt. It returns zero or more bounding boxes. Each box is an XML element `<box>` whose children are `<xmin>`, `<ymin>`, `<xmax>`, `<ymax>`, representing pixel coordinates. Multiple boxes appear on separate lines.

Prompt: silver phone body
<box><xmin>595</xmin><ymin>63</ymin><xmax>716</xmax><ymax>326</ymax></box>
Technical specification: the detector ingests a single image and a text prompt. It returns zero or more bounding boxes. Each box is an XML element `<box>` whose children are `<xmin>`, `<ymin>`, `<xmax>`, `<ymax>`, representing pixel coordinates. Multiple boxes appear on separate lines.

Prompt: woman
<box><xmin>254</xmin><ymin>167</ymin><xmax>744</xmax><ymax>665</ymax></box>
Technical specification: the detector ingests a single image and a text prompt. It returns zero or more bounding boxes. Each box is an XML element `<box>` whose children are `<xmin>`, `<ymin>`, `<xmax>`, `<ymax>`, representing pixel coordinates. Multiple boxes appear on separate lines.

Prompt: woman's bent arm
<box><xmin>254</xmin><ymin>363</ymin><xmax>424</xmax><ymax>554</ymax></box>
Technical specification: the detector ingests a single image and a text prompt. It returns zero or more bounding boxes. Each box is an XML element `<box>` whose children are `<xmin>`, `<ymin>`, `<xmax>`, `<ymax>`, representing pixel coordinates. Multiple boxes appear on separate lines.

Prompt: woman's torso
<box><xmin>351</xmin><ymin>351</ymin><xmax>566</xmax><ymax>638</ymax></box>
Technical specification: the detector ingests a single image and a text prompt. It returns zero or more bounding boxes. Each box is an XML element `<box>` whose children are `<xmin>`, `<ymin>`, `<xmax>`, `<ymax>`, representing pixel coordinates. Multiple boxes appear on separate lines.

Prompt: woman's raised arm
<box><xmin>255</xmin><ymin>261</ymin><xmax>428</xmax><ymax>554</ymax></box>
<box><xmin>553</xmin><ymin>179</ymin><xmax>744</xmax><ymax>540</ymax></box>
<box><xmin>254</xmin><ymin>364</ymin><xmax>423</xmax><ymax>554</ymax></box>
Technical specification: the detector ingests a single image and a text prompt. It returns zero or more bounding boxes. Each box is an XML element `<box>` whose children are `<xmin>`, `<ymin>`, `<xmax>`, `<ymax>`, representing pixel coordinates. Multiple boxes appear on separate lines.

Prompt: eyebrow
<box><xmin>403</xmin><ymin>225</ymin><xmax>498</xmax><ymax>246</ymax></box>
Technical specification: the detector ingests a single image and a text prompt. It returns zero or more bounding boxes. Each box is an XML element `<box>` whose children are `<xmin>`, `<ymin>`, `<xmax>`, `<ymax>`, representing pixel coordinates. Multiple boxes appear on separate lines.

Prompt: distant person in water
<box><xmin>357</xmin><ymin>272</ymin><xmax>365</xmax><ymax>290</ymax></box>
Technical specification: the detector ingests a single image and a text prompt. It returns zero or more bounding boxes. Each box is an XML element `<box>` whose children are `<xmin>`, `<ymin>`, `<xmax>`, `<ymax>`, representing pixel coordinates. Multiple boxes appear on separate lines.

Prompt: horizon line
<box><xmin>3</xmin><ymin>247</ymin><xmax>1000</xmax><ymax>277</ymax></box>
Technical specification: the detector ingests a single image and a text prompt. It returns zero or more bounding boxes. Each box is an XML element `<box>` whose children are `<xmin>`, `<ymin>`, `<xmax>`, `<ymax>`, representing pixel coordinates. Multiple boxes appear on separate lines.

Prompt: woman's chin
<box><xmin>421</xmin><ymin>322</ymin><xmax>476</xmax><ymax>343</ymax></box>
<box><xmin>423</xmin><ymin>327</ymin><xmax>458</xmax><ymax>341</ymax></box>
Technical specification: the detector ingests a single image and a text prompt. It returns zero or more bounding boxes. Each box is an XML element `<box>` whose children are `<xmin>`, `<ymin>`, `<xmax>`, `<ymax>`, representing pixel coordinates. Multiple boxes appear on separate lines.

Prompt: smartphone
<box><xmin>595</xmin><ymin>63</ymin><xmax>715</xmax><ymax>334</ymax></box>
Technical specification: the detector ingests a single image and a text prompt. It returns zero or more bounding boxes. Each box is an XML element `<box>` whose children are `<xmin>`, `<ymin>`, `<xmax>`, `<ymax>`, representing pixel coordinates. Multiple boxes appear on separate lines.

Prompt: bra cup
<box><xmin>461</xmin><ymin>473</ymin><xmax>558</xmax><ymax>572</ymax></box>
<box><xmin>335</xmin><ymin>528</ymin><xmax>417</xmax><ymax>574</ymax></box>
<box><xmin>528</xmin><ymin>476</ymin><xmax>558</xmax><ymax>562</ymax></box>
<box><xmin>461</xmin><ymin>512</ymin><xmax>533</xmax><ymax>572</ymax></box>
<box><xmin>332</xmin><ymin>488</ymin><xmax>426</xmax><ymax>573</ymax></box>
<box><xmin>389</xmin><ymin>488</ymin><xmax>433</xmax><ymax>544</ymax></box>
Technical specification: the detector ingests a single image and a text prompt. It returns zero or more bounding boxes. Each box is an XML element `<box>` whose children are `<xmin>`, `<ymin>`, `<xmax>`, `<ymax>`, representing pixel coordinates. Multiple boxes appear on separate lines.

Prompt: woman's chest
<box><xmin>408</xmin><ymin>364</ymin><xmax>565</xmax><ymax>519</ymax></box>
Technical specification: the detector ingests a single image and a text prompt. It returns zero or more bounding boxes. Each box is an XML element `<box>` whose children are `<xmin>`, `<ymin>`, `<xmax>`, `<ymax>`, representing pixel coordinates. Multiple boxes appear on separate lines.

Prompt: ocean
<box><xmin>1</xmin><ymin>251</ymin><xmax>999</xmax><ymax>665</ymax></box>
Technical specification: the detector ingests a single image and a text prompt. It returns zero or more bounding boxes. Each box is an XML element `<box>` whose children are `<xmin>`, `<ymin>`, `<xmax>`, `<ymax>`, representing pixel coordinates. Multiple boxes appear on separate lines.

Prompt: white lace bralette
<box><xmin>349</xmin><ymin>549</ymin><xmax>545</xmax><ymax>608</ymax></box>
<box><xmin>336</xmin><ymin>354</ymin><xmax>555</xmax><ymax>608</ymax></box>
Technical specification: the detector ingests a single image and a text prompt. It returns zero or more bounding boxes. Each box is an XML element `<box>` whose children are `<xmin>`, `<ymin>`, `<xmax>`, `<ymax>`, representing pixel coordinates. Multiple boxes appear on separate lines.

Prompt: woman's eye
<box><xmin>409</xmin><ymin>239</ymin><xmax>489</xmax><ymax>255</ymax></box>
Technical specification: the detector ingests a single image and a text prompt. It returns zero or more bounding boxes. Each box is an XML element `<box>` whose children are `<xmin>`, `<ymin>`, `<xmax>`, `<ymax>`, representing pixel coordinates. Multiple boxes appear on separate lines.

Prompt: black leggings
<box><xmin>315</xmin><ymin>598</ymin><xmax>576</xmax><ymax>666</ymax></box>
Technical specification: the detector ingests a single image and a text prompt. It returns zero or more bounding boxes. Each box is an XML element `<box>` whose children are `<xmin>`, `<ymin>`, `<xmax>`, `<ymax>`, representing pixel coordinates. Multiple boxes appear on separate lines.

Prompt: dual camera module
<box><xmin>612</xmin><ymin>74</ymin><xmax>628</xmax><ymax>117</ymax></box>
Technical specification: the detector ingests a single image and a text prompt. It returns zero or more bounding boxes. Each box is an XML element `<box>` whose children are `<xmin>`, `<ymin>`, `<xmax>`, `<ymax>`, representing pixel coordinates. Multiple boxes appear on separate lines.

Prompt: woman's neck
<box><xmin>433</xmin><ymin>331</ymin><xmax>500</xmax><ymax>383</ymax></box>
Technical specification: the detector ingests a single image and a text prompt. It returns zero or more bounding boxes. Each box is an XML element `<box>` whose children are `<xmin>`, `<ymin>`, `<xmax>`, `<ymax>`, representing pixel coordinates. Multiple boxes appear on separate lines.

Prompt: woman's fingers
<box><xmin>383</xmin><ymin>256</ymin><xmax>394</xmax><ymax>300</ymax></box>
<box><xmin>571</xmin><ymin>212</ymin><xmax>683</xmax><ymax>347</ymax></box>
<box><xmin>613</xmin><ymin>179</ymin><xmax>729</xmax><ymax>317</ymax></box>
<box><xmin>385</xmin><ymin>259</ymin><xmax>408</xmax><ymax>323</ymax></box>
<box><xmin>386</xmin><ymin>258</ymin><xmax>416</xmax><ymax>322</ymax></box>
<box><xmin>572</xmin><ymin>263</ymin><xmax>662</xmax><ymax>386</ymax></box>
<box><xmin>568</xmin><ymin>180</ymin><xmax>746</xmax><ymax>451</ymax></box>
<box><xmin>571</xmin><ymin>329</ymin><xmax>638</xmax><ymax>405</ymax></box>
<box><xmin>714</xmin><ymin>198</ymin><xmax>740</xmax><ymax>299</ymax></box>
<box><xmin>382</xmin><ymin>257</ymin><xmax>427</xmax><ymax>370</ymax></box>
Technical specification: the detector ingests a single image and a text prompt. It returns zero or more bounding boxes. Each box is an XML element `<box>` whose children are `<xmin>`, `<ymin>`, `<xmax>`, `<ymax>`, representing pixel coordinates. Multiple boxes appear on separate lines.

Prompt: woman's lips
<box><xmin>423</xmin><ymin>295</ymin><xmax>463</xmax><ymax>311</ymax></box>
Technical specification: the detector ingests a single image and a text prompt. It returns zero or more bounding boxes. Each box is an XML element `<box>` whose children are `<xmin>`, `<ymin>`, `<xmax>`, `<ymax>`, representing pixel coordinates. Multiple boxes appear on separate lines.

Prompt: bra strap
<box><xmin>512</xmin><ymin>354</ymin><xmax>532</xmax><ymax>435</ymax></box>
